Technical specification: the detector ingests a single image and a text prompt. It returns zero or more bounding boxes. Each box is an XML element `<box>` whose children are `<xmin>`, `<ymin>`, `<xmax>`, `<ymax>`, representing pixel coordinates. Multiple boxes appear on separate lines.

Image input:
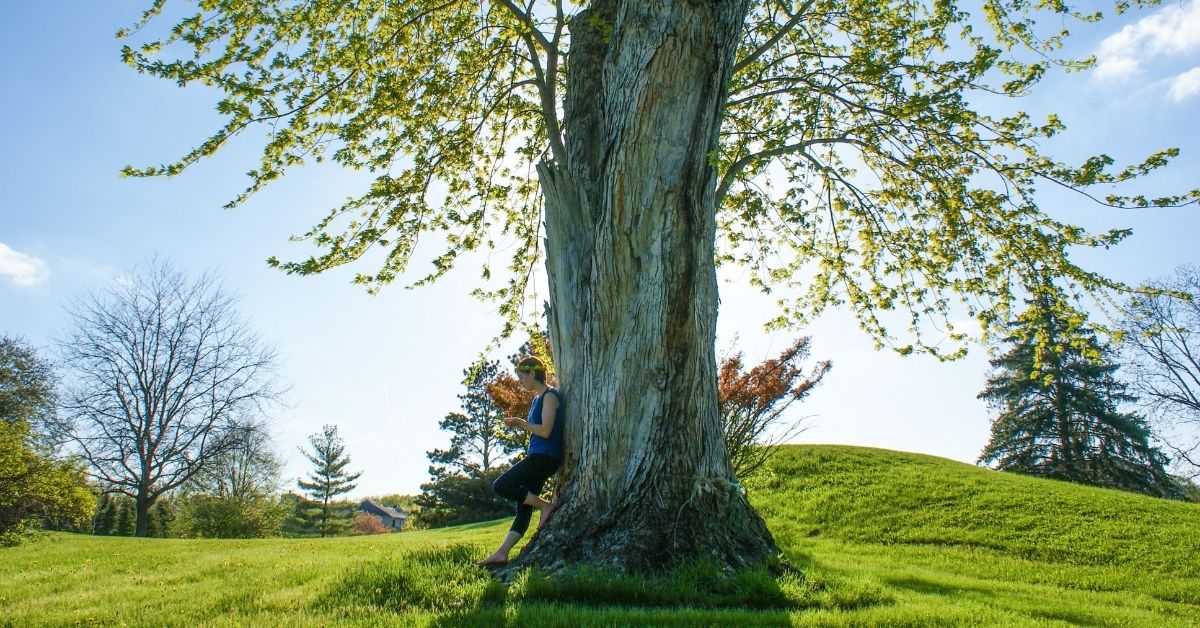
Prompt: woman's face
<box><xmin>516</xmin><ymin>369</ymin><xmax>538</xmax><ymax>391</ymax></box>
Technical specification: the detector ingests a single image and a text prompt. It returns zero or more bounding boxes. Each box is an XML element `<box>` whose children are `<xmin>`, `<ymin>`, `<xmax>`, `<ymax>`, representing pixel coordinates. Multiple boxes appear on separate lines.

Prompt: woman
<box><xmin>477</xmin><ymin>355</ymin><xmax>564</xmax><ymax>566</ymax></box>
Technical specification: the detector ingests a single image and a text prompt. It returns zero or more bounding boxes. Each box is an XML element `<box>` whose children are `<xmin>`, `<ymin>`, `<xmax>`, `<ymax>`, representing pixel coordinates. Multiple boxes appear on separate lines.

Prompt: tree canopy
<box><xmin>0</xmin><ymin>339</ymin><xmax>95</xmax><ymax>546</ymax></box>
<box><xmin>0</xmin><ymin>336</ymin><xmax>57</xmax><ymax>442</ymax></box>
<box><xmin>120</xmin><ymin>0</ymin><xmax>1198</xmax><ymax>352</ymax></box>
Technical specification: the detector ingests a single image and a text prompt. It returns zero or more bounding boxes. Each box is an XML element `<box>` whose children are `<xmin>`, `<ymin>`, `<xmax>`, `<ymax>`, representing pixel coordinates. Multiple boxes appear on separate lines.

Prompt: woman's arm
<box><xmin>512</xmin><ymin>392</ymin><xmax>558</xmax><ymax>438</ymax></box>
<box><xmin>533</xmin><ymin>392</ymin><xmax>558</xmax><ymax>437</ymax></box>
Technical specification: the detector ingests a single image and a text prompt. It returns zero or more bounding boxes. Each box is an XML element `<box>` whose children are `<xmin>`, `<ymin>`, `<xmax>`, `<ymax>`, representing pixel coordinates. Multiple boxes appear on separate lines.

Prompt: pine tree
<box><xmin>430</xmin><ymin>359</ymin><xmax>526</xmax><ymax>478</ymax></box>
<box><xmin>416</xmin><ymin>359</ymin><xmax>526</xmax><ymax>528</ymax></box>
<box><xmin>93</xmin><ymin>492</ymin><xmax>117</xmax><ymax>535</ymax></box>
<box><xmin>279</xmin><ymin>492</ymin><xmax>318</xmax><ymax>537</ymax></box>
<box><xmin>979</xmin><ymin>300</ymin><xmax>1182</xmax><ymax>498</ymax></box>
<box><xmin>145</xmin><ymin>498</ymin><xmax>174</xmax><ymax>538</ymax></box>
<box><xmin>296</xmin><ymin>425</ymin><xmax>362</xmax><ymax>537</ymax></box>
<box><xmin>114</xmin><ymin>498</ymin><xmax>135</xmax><ymax>536</ymax></box>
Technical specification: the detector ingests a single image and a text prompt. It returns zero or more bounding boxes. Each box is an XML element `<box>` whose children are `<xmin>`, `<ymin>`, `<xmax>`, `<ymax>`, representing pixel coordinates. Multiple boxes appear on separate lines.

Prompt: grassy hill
<box><xmin>2</xmin><ymin>445</ymin><xmax>1197</xmax><ymax>626</ymax></box>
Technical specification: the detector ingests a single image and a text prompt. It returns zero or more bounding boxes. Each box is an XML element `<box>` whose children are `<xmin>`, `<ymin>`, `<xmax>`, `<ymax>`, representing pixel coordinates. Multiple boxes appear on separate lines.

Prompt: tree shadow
<box><xmin>318</xmin><ymin>543</ymin><xmax>885</xmax><ymax>626</ymax></box>
<box><xmin>429</xmin><ymin>601</ymin><xmax>797</xmax><ymax>627</ymax></box>
<box><xmin>883</xmin><ymin>575</ymin><xmax>973</xmax><ymax>597</ymax></box>
<box><xmin>884</xmin><ymin>574</ymin><xmax>1120</xmax><ymax>627</ymax></box>
<box><xmin>428</xmin><ymin>563</ymin><xmax>801</xmax><ymax>627</ymax></box>
<box><xmin>432</xmin><ymin>553</ymin><xmax>889</xmax><ymax>626</ymax></box>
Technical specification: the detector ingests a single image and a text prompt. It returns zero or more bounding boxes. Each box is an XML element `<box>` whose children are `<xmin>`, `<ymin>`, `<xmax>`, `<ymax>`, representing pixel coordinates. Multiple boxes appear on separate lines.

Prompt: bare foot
<box><xmin>536</xmin><ymin>501</ymin><xmax>558</xmax><ymax>531</ymax></box>
<box><xmin>476</xmin><ymin>553</ymin><xmax>509</xmax><ymax>566</ymax></box>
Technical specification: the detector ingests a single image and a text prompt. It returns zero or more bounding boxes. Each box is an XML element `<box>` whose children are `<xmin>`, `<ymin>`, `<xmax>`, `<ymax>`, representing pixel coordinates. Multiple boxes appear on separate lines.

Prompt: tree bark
<box><xmin>135</xmin><ymin>491</ymin><xmax>151</xmax><ymax>537</ymax></box>
<box><xmin>515</xmin><ymin>0</ymin><xmax>777</xmax><ymax>574</ymax></box>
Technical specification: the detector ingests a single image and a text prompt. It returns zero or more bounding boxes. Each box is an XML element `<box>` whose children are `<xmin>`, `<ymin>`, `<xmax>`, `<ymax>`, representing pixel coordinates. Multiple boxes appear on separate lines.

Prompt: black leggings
<box><xmin>493</xmin><ymin>453</ymin><xmax>561</xmax><ymax>535</ymax></box>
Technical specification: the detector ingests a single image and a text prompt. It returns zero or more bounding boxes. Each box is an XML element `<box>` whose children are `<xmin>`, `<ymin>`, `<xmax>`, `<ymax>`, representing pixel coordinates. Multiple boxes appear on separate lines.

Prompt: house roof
<box><xmin>359</xmin><ymin>499</ymin><xmax>408</xmax><ymax>519</ymax></box>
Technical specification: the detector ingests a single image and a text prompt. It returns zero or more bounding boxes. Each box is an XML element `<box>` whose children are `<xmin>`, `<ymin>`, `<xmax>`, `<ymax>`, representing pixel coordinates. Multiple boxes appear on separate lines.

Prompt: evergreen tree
<box><xmin>114</xmin><ymin>498</ymin><xmax>135</xmax><ymax>536</ymax></box>
<box><xmin>296</xmin><ymin>425</ymin><xmax>362</xmax><ymax>537</ymax></box>
<box><xmin>979</xmin><ymin>299</ymin><xmax>1182</xmax><ymax>498</ymax></box>
<box><xmin>430</xmin><ymin>359</ymin><xmax>526</xmax><ymax>478</ymax></box>
<box><xmin>279</xmin><ymin>492</ymin><xmax>315</xmax><ymax>537</ymax></box>
<box><xmin>416</xmin><ymin>359</ymin><xmax>526</xmax><ymax>528</ymax></box>
<box><xmin>145</xmin><ymin>498</ymin><xmax>175</xmax><ymax>538</ymax></box>
<box><xmin>93</xmin><ymin>492</ymin><xmax>117</xmax><ymax>535</ymax></box>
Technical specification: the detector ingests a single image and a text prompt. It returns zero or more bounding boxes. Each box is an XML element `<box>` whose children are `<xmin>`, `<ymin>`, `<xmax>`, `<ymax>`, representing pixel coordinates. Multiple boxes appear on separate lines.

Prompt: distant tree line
<box><xmin>5</xmin><ymin>257</ymin><xmax>1199</xmax><ymax>547</ymax></box>
<box><xmin>1</xmin><ymin>258</ymin><xmax>410</xmax><ymax>545</ymax></box>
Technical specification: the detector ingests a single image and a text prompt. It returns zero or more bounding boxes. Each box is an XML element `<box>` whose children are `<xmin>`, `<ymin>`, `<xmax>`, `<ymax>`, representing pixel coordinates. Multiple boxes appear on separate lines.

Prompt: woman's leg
<box><xmin>478</xmin><ymin>455</ymin><xmax>560</xmax><ymax>565</ymax></box>
<box><xmin>509</xmin><ymin>473</ymin><xmax>552</xmax><ymax>535</ymax></box>
<box><xmin>482</xmin><ymin>530</ymin><xmax>523</xmax><ymax>565</ymax></box>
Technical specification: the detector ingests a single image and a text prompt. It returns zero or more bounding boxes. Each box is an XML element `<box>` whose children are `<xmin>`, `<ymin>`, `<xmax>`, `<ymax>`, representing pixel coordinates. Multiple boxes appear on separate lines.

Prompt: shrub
<box><xmin>353</xmin><ymin>511</ymin><xmax>388</xmax><ymax>535</ymax></box>
<box><xmin>173</xmin><ymin>493</ymin><xmax>287</xmax><ymax>538</ymax></box>
<box><xmin>1</xmin><ymin>420</ymin><xmax>95</xmax><ymax>546</ymax></box>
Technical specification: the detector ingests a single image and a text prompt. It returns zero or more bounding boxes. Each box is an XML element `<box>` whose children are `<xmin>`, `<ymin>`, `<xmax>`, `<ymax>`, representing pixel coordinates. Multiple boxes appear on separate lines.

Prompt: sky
<box><xmin>1</xmin><ymin>2</ymin><xmax>1198</xmax><ymax>499</ymax></box>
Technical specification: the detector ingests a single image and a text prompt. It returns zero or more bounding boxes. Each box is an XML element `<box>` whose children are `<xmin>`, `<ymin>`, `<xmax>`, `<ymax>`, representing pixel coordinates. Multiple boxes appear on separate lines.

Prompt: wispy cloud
<box><xmin>1168</xmin><ymin>66</ymin><xmax>1200</xmax><ymax>101</ymax></box>
<box><xmin>1094</xmin><ymin>0</ymin><xmax>1200</xmax><ymax>81</ymax></box>
<box><xmin>0</xmin><ymin>242</ymin><xmax>50</xmax><ymax>287</ymax></box>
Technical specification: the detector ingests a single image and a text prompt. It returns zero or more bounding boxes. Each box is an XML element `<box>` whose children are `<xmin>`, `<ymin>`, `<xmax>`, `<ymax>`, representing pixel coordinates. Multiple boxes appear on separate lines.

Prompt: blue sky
<box><xmin>1</xmin><ymin>2</ymin><xmax>1198</xmax><ymax>498</ymax></box>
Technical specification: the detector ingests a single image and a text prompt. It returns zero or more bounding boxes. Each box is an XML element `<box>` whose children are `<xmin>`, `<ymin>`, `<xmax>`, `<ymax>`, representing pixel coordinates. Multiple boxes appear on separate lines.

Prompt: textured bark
<box><xmin>512</xmin><ymin>0</ymin><xmax>777</xmax><ymax>574</ymax></box>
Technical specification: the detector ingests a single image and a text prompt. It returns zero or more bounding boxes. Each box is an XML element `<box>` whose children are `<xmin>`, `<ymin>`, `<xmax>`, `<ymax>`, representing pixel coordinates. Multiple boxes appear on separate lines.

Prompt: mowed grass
<box><xmin>2</xmin><ymin>445</ymin><xmax>1198</xmax><ymax>626</ymax></box>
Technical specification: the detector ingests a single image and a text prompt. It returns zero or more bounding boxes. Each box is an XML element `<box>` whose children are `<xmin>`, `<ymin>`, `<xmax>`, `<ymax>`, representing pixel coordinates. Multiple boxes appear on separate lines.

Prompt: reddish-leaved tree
<box><xmin>719</xmin><ymin>337</ymin><xmax>831</xmax><ymax>478</ymax></box>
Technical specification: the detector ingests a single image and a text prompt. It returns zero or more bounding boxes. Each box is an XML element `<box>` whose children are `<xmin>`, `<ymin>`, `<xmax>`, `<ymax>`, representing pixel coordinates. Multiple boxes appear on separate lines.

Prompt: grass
<box><xmin>2</xmin><ymin>445</ymin><xmax>1198</xmax><ymax>626</ymax></box>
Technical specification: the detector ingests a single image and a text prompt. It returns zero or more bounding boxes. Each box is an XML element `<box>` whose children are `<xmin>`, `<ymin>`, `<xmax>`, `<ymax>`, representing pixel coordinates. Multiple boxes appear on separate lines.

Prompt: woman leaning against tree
<box><xmin>477</xmin><ymin>356</ymin><xmax>564</xmax><ymax>567</ymax></box>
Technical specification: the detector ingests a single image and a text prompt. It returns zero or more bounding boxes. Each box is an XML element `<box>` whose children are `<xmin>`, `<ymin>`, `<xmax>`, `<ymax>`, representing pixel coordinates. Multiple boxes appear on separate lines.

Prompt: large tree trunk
<box><xmin>515</xmin><ymin>0</ymin><xmax>777</xmax><ymax>574</ymax></box>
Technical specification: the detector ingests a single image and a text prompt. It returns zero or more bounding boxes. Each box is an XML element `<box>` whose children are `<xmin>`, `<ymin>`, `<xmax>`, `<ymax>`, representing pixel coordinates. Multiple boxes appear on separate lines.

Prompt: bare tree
<box><xmin>185</xmin><ymin>419</ymin><xmax>283</xmax><ymax>500</ymax></box>
<box><xmin>55</xmin><ymin>258</ymin><xmax>281</xmax><ymax>536</ymax></box>
<box><xmin>1121</xmin><ymin>265</ymin><xmax>1200</xmax><ymax>479</ymax></box>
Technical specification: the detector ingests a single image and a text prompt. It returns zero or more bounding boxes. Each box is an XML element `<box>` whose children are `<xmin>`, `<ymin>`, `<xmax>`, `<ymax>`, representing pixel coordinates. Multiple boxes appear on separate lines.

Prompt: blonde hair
<box><xmin>515</xmin><ymin>356</ymin><xmax>547</xmax><ymax>384</ymax></box>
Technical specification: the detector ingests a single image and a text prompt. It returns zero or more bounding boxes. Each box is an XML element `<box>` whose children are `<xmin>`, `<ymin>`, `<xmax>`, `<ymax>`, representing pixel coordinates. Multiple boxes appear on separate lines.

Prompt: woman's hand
<box><xmin>503</xmin><ymin>416</ymin><xmax>522</xmax><ymax>428</ymax></box>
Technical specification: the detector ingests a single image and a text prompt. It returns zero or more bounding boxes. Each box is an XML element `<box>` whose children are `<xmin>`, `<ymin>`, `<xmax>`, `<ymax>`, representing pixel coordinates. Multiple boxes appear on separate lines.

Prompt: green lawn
<box><xmin>3</xmin><ymin>445</ymin><xmax>1198</xmax><ymax>626</ymax></box>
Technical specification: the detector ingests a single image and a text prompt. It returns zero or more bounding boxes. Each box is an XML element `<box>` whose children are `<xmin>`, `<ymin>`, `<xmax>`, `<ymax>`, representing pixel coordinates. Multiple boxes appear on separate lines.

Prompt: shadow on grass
<box><xmin>884</xmin><ymin>575</ymin><xmax>977</xmax><ymax>597</ymax></box>
<box><xmin>1023</xmin><ymin>607</ymin><xmax>1105</xmax><ymax>628</ymax></box>
<box><xmin>315</xmin><ymin>543</ymin><xmax>889</xmax><ymax>626</ymax></box>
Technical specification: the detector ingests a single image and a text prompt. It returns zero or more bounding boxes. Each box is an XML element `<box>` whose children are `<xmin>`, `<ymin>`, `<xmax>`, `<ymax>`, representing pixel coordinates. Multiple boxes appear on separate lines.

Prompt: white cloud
<box><xmin>1095</xmin><ymin>0</ymin><xmax>1200</xmax><ymax>81</ymax></box>
<box><xmin>0</xmin><ymin>242</ymin><xmax>50</xmax><ymax>287</ymax></box>
<box><xmin>1168</xmin><ymin>65</ymin><xmax>1200</xmax><ymax>101</ymax></box>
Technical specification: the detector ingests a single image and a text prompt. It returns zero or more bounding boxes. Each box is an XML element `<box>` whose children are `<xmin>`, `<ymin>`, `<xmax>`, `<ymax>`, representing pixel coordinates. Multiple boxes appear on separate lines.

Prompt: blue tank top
<box><xmin>527</xmin><ymin>388</ymin><xmax>564</xmax><ymax>459</ymax></box>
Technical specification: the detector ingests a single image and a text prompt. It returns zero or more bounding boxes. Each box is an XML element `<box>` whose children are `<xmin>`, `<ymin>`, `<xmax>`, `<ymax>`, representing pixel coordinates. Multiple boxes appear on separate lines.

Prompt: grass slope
<box><xmin>2</xmin><ymin>445</ymin><xmax>1197</xmax><ymax>626</ymax></box>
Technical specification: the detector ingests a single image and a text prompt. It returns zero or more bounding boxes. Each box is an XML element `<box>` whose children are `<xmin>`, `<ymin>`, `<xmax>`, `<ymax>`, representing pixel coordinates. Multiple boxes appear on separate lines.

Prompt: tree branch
<box><xmin>733</xmin><ymin>0</ymin><xmax>815</xmax><ymax>75</ymax></box>
<box><xmin>716</xmin><ymin>135</ymin><xmax>848</xmax><ymax>204</ymax></box>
